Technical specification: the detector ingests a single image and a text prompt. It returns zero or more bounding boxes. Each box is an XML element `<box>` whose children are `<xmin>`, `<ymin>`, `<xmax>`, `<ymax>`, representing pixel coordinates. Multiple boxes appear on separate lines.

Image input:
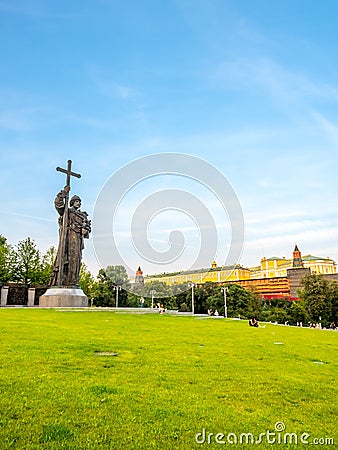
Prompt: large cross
<box><xmin>56</xmin><ymin>160</ymin><xmax>81</xmax><ymax>188</ymax></box>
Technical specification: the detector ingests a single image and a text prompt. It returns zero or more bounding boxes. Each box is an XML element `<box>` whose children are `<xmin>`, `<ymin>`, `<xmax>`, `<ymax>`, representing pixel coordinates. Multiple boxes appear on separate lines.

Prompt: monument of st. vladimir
<box><xmin>40</xmin><ymin>160</ymin><xmax>91</xmax><ymax>307</ymax></box>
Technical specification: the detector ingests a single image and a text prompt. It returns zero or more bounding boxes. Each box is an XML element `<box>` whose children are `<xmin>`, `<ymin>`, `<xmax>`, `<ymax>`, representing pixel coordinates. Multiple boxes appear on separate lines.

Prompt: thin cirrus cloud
<box><xmin>0</xmin><ymin>107</ymin><xmax>43</xmax><ymax>131</ymax></box>
<box><xmin>215</xmin><ymin>57</ymin><xmax>338</xmax><ymax>104</ymax></box>
<box><xmin>89</xmin><ymin>68</ymin><xmax>140</xmax><ymax>101</ymax></box>
<box><xmin>310</xmin><ymin>111</ymin><xmax>338</xmax><ymax>147</ymax></box>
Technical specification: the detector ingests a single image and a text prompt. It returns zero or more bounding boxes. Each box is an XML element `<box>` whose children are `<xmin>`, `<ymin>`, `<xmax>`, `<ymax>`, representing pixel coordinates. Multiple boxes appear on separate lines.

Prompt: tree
<box><xmin>142</xmin><ymin>281</ymin><xmax>176</xmax><ymax>309</ymax></box>
<box><xmin>172</xmin><ymin>283</ymin><xmax>190</xmax><ymax>312</ymax></box>
<box><xmin>225</xmin><ymin>284</ymin><xmax>255</xmax><ymax>318</ymax></box>
<box><xmin>93</xmin><ymin>265</ymin><xmax>130</xmax><ymax>307</ymax></box>
<box><xmin>0</xmin><ymin>235</ymin><xmax>11</xmax><ymax>282</ymax></box>
<box><xmin>92</xmin><ymin>269</ymin><xmax>115</xmax><ymax>307</ymax></box>
<box><xmin>40</xmin><ymin>246</ymin><xmax>57</xmax><ymax>285</ymax></box>
<box><xmin>299</xmin><ymin>274</ymin><xmax>332</xmax><ymax>326</ymax></box>
<box><xmin>327</xmin><ymin>281</ymin><xmax>338</xmax><ymax>324</ymax></box>
<box><xmin>10</xmin><ymin>238</ymin><xmax>44</xmax><ymax>285</ymax></box>
<box><xmin>266</xmin><ymin>306</ymin><xmax>290</xmax><ymax>324</ymax></box>
<box><xmin>104</xmin><ymin>265</ymin><xmax>130</xmax><ymax>289</ymax></box>
<box><xmin>245</xmin><ymin>287</ymin><xmax>263</xmax><ymax>319</ymax></box>
<box><xmin>200</xmin><ymin>282</ymin><xmax>221</xmax><ymax>314</ymax></box>
<box><xmin>79</xmin><ymin>263</ymin><xmax>96</xmax><ymax>299</ymax></box>
<box><xmin>289</xmin><ymin>300</ymin><xmax>308</xmax><ymax>325</ymax></box>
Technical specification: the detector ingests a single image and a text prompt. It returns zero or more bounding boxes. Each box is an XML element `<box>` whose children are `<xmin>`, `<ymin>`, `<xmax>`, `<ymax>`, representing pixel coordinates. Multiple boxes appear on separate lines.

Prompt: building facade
<box><xmin>145</xmin><ymin>264</ymin><xmax>251</xmax><ymax>285</ymax></box>
<box><xmin>144</xmin><ymin>245</ymin><xmax>337</xmax><ymax>299</ymax></box>
<box><xmin>249</xmin><ymin>246</ymin><xmax>336</xmax><ymax>279</ymax></box>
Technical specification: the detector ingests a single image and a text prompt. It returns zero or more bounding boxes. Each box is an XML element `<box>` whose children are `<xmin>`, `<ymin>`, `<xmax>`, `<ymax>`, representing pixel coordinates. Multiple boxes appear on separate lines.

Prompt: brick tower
<box><xmin>292</xmin><ymin>244</ymin><xmax>304</xmax><ymax>268</ymax></box>
<box><xmin>135</xmin><ymin>266</ymin><xmax>144</xmax><ymax>285</ymax></box>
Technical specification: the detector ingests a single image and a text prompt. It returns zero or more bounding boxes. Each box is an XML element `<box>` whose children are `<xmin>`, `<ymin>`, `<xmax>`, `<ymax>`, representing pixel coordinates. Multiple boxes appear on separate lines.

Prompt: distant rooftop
<box><xmin>302</xmin><ymin>255</ymin><xmax>334</xmax><ymax>262</ymax></box>
<box><xmin>145</xmin><ymin>264</ymin><xmax>245</xmax><ymax>278</ymax></box>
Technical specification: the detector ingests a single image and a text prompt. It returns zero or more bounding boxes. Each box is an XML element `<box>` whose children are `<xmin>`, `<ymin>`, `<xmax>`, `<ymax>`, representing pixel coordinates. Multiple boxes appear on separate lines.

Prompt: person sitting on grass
<box><xmin>249</xmin><ymin>317</ymin><xmax>259</xmax><ymax>327</ymax></box>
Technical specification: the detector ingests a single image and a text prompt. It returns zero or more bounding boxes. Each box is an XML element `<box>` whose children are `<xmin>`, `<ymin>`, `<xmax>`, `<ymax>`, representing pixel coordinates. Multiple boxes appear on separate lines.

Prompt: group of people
<box><xmin>207</xmin><ymin>309</ymin><xmax>219</xmax><ymax>316</ymax></box>
<box><xmin>307</xmin><ymin>322</ymin><xmax>322</xmax><ymax>329</ymax></box>
<box><xmin>307</xmin><ymin>322</ymin><xmax>337</xmax><ymax>330</ymax></box>
<box><xmin>139</xmin><ymin>298</ymin><xmax>165</xmax><ymax>314</ymax></box>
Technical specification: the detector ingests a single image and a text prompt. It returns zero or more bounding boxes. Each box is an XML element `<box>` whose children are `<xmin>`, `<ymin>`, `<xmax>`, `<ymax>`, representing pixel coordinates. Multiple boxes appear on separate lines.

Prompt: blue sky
<box><xmin>1</xmin><ymin>0</ymin><xmax>338</xmax><ymax>276</ymax></box>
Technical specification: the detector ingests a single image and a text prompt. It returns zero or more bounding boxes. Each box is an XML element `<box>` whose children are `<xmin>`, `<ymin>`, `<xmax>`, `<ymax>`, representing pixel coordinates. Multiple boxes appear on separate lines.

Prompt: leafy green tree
<box><xmin>225</xmin><ymin>284</ymin><xmax>255</xmax><ymax>318</ymax></box>
<box><xmin>327</xmin><ymin>281</ymin><xmax>338</xmax><ymax>324</ymax></box>
<box><xmin>267</xmin><ymin>306</ymin><xmax>290</xmax><ymax>324</ymax></box>
<box><xmin>79</xmin><ymin>263</ymin><xmax>96</xmax><ymax>299</ymax></box>
<box><xmin>0</xmin><ymin>235</ymin><xmax>11</xmax><ymax>282</ymax></box>
<box><xmin>206</xmin><ymin>294</ymin><xmax>223</xmax><ymax>314</ymax></box>
<box><xmin>93</xmin><ymin>266</ymin><xmax>130</xmax><ymax>307</ymax></box>
<box><xmin>245</xmin><ymin>287</ymin><xmax>263</xmax><ymax>319</ymax></box>
<box><xmin>172</xmin><ymin>283</ymin><xmax>190</xmax><ymax>311</ymax></box>
<box><xmin>126</xmin><ymin>291</ymin><xmax>144</xmax><ymax>308</ymax></box>
<box><xmin>104</xmin><ymin>265</ymin><xmax>130</xmax><ymax>289</ymax></box>
<box><xmin>144</xmin><ymin>281</ymin><xmax>176</xmax><ymax>309</ymax></box>
<box><xmin>200</xmin><ymin>282</ymin><xmax>221</xmax><ymax>314</ymax></box>
<box><xmin>39</xmin><ymin>246</ymin><xmax>57</xmax><ymax>285</ymax></box>
<box><xmin>10</xmin><ymin>237</ymin><xmax>44</xmax><ymax>285</ymax></box>
<box><xmin>92</xmin><ymin>269</ymin><xmax>115</xmax><ymax>307</ymax></box>
<box><xmin>299</xmin><ymin>274</ymin><xmax>332</xmax><ymax>326</ymax></box>
<box><xmin>289</xmin><ymin>300</ymin><xmax>308</xmax><ymax>325</ymax></box>
<box><xmin>127</xmin><ymin>282</ymin><xmax>148</xmax><ymax>307</ymax></box>
<box><xmin>185</xmin><ymin>285</ymin><xmax>207</xmax><ymax>313</ymax></box>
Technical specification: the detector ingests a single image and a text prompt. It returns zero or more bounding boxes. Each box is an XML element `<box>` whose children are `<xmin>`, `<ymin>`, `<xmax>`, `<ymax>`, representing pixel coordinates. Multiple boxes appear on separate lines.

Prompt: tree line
<box><xmin>0</xmin><ymin>235</ymin><xmax>56</xmax><ymax>285</ymax></box>
<box><xmin>0</xmin><ymin>235</ymin><xmax>337</xmax><ymax>327</ymax></box>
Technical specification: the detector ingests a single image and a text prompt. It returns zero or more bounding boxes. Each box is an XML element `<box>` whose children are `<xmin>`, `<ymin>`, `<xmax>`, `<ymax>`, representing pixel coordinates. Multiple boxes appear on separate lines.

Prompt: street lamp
<box><xmin>188</xmin><ymin>283</ymin><xmax>195</xmax><ymax>315</ymax></box>
<box><xmin>113</xmin><ymin>285</ymin><xmax>122</xmax><ymax>308</ymax></box>
<box><xmin>221</xmin><ymin>287</ymin><xmax>228</xmax><ymax>318</ymax></box>
<box><xmin>150</xmin><ymin>290</ymin><xmax>156</xmax><ymax>308</ymax></box>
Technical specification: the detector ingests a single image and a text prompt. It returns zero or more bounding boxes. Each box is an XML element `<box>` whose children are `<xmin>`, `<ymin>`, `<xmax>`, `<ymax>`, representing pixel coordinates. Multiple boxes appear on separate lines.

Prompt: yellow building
<box><xmin>144</xmin><ymin>245</ymin><xmax>336</xmax><ymax>287</ymax></box>
<box><xmin>302</xmin><ymin>255</ymin><xmax>337</xmax><ymax>275</ymax></box>
<box><xmin>249</xmin><ymin>249</ymin><xmax>336</xmax><ymax>279</ymax></box>
<box><xmin>250</xmin><ymin>256</ymin><xmax>291</xmax><ymax>279</ymax></box>
<box><xmin>145</xmin><ymin>263</ymin><xmax>250</xmax><ymax>285</ymax></box>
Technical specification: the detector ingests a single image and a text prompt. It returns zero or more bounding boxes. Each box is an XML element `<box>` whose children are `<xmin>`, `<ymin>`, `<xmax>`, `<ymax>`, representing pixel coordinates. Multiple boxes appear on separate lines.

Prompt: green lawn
<box><xmin>0</xmin><ymin>309</ymin><xmax>337</xmax><ymax>449</ymax></box>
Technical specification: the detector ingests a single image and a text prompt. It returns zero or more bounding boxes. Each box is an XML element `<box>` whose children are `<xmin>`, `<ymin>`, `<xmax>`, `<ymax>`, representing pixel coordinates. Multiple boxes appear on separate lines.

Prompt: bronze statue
<box><xmin>50</xmin><ymin>160</ymin><xmax>91</xmax><ymax>287</ymax></box>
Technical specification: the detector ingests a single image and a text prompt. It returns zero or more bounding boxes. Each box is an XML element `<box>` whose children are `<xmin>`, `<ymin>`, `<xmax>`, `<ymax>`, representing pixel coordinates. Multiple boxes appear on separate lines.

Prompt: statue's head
<box><xmin>70</xmin><ymin>195</ymin><xmax>81</xmax><ymax>208</ymax></box>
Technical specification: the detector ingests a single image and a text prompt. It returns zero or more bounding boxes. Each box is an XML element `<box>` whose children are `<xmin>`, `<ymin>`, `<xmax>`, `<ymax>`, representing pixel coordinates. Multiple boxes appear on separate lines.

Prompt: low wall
<box><xmin>0</xmin><ymin>284</ymin><xmax>48</xmax><ymax>307</ymax></box>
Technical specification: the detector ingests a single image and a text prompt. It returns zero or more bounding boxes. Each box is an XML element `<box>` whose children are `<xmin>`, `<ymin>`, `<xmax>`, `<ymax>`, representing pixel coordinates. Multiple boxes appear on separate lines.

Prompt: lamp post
<box><xmin>150</xmin><ymin>290</ymin><xmax>156</xmax><ymax>308</ymax></box>
<box><xmin>188</xmin><ymin>283</ymin><xmax>195</xmax><ymax>315</ymax></box>
<box><xmin>221</xmin><ymin>287</ymin><xmax>228</xmax><ymax>318</ymax></box>
<box><xmin>113</xmin><ymin>285</ymin><xmax>121</xmax><ymax>308</ymax></box>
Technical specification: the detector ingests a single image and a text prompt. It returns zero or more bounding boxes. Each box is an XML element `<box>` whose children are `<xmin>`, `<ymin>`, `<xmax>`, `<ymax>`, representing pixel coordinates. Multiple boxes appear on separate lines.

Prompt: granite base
<box><xmin>39</xmin><ymin>288</ymin><xmax>88</xmax><ymax>307</ymax></box>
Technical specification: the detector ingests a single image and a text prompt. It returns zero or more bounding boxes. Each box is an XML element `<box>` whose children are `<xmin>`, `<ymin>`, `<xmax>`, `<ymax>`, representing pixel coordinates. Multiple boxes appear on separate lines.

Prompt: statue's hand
<box><xmin>63</xmin><ymin>185</ymin><xmax>71</xmax><ymax>193</ymax></box>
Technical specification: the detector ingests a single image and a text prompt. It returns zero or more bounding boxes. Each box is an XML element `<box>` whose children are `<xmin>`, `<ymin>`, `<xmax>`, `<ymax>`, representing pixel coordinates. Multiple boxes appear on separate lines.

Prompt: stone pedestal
<box><xmin>28</xmin><ymin>287</ymin><xmax>36</xmax><ymax>307</ymax></box>
<box><xmin>1</xmin><ymin>286</ymin><xmax>9</xmax><ymax>306</ymax></box>
<box><xmin>39</xmin><ymin>288</ymin><xmax>88</xmax><ymax>307</ymax></box>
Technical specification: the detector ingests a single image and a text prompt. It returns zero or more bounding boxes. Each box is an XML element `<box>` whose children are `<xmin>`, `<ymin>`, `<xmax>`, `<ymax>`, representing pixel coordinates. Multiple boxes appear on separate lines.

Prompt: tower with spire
<box><xmin>135</xmin><ymin>266</ymin><xmax>144</xmax><ymax>285</ymax></box>
<box><xmin>292</xmin><ymin>244</ymin><xmax>304</xmax><ymax>268</ymax></box>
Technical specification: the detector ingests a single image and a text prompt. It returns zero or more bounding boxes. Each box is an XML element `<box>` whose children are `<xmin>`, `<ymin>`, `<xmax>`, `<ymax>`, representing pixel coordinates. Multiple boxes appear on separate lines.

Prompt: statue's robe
<box><xmin>50</xmin><ymin>191</ymin><xmax>91</xmax><ymax>287</ymax></box>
